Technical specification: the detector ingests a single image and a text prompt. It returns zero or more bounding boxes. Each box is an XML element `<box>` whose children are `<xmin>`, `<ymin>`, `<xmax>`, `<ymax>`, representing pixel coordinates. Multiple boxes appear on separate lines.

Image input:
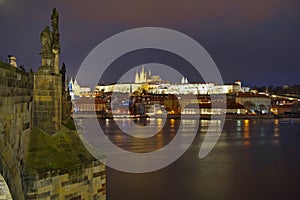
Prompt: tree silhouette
<box><xmin>243</xmin><ymin>101</ymin><xmax>256</xmax><ymax>113</ymax></box>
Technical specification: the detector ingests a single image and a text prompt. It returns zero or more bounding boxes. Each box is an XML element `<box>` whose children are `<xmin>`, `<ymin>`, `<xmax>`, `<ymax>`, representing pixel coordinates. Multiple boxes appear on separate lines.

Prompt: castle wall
<box><xmin>0</xmin><ymin>61</ymin><xmax>33</xmax><ymax>200</ymax></box>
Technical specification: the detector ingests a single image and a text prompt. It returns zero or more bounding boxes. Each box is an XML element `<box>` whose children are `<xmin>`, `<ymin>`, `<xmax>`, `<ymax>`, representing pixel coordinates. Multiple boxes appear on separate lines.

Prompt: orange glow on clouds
<box><xmin>63</xmin><ymin>0</ymin><xmax>291</xmax><ymax>28</ymax></box>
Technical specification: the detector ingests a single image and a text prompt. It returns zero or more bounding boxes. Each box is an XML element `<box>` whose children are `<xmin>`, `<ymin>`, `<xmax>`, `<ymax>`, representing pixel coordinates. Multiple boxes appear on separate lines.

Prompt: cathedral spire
<box><xmin>181</xmin><ymin>76</ymin><xmax>185</xmax><ymax>84</ymax></box>
<box><xmin>135</xmin><ymin>70</ymin><xmax>140</xmax><ymax>83</ymax></box>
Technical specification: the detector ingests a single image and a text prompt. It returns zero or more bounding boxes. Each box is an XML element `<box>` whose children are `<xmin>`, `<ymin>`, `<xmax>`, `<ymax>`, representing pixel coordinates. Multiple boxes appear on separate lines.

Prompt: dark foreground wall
<box><xmin>0</xmin><ymin>61</ymin><xmax>33</xmax><ymax>200</ymax></box>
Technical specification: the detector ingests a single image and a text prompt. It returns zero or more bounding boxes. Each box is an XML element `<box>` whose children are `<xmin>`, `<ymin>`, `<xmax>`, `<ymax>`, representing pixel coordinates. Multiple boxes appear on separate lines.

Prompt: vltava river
<box><xmin>94</xmin><ymin>118</ymin><xmax>300</xmax><ymax>200</ymax></box>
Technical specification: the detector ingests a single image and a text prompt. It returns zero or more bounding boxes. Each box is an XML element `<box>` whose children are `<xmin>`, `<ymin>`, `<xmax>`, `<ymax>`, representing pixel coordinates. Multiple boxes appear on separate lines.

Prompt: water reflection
<box><xmin>236</xmin><ymin>119</ymin><xmax>242</xmax><ymax>132</ymax></box>
<box><xmin>243</xmin><ymin>119</ymin><xmax>251</xmax><ymax>146</ymax></box>
<box><xmin>107</xmin><ymin>119</ymin><xmax>300</xmax><ymax>200</ymax></box>
<box><xmin>170</xmin><ymin>119</ymin><xmax>175</xmax><ymax>127</ymax></box>
<box><xmin>181</xmin><ymin>119</ymin><xmax>198</xmax><ymax>132</ymax></box>
<box><xmin>243</xmin><ymin>119</ymin><xmax>250</xmax><ymax>139</ymax></box>
<box><xmin>272</xmin><ymin>119</ymin><xmax>280</xmax><ymax>145</ymax></box>
<box><xmin>260</xmin><ymin>127</ymin><xmax>265</xmax><ymax>137</ymax></box>
<box><xmin>156</xmin><ymin>118</ymin><xmax>163</xmax><ymax>127</ymax></box>
<box><xmin>274</xmin><ymin>119</ymin><xmax>280</xmax><ymax>138</ymax></box>
<box><xmin>94</xmin><ymin>118</ymin><xmax>290</xmax><ymax>153</ymax></box>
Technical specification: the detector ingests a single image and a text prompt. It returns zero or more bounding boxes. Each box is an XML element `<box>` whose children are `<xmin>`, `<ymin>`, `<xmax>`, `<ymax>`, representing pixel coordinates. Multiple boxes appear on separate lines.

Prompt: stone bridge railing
<box><xmin>0</xmin><ymin>61</ymin><xmax>33</xmax><ymax>200</ymax></box>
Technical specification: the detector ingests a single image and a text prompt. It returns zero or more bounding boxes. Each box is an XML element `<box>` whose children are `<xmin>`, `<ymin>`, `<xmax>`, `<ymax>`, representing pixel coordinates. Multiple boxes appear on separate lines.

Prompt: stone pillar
<box><xmin>53</xmin><ymin>49</ymin><xmax>59</xmax><ymax>74</ymax></box>
<box><xmin>41</xmin><ymin>52</ymin><xmax>53</xmax><ymax>68</ymax></box>
<box><xmin>33</xmin><ymin>72</ymin><xmax>62</xmax><ymax>134</ymax></box>
<box><xmin>33</xmin><ymin>8</ymin><xmax>62</xmax><ymax>134</ymax></box>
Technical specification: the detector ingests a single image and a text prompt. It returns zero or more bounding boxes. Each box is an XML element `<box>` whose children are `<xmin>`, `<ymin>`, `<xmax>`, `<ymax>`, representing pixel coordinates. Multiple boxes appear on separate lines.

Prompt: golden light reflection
<box><xmin>115</xmin><ymin>134</ymin><xmax>122</xmax><ymax>142</ymax></box>
<box><xmin>244</xmin><ymin>119</ymin><xmax>249</xmax><ymax>126</ymax></box>
<box><xmin>243</xmin><ymin>119</ymin><xmax>250</xmax><ymax>141</ymax></box>
<box><xmin>155</xmin><ymin>118</ymin><xmax>163</xmax><ymax>130</ymax></box>
<box><xmin>156</xmin><ymin>133</ymin><xmax>163</xmax><ymax>138</ymax></box>
<box><xmin>243</xmin><ymin>120</ymin><xmax>249</xmax><ymax>134</ymax></box>
<box><xmin>156</xmin><ymin>118</ymin><xmax>163</xmax><ymax>128</ymax></box>
<box><xmin>244</xmin><ymin>132</ymin><xmax>250</xmax><ymax>139</ymax></box>
<box><xmin>243</xmin><ymin>140</ymin><xmax>251</xmax><ymax>146</ymax></box>
<box><xmin>182</xmin><ymin>119</ymin><xmax>197</xmax><ymax>125</ymax></box>
<box><xmin>200</xmin><ymin>120</ymin><xmax>210</xmax><ymax>127</ymax></box>
<box><xmin>170</xmin><ymin>119</ymin><xmax>175</xmax><ymax>128</ymax></box>
<box><xmin>274</xmin><ymin>128</ymin><xmax>280</xmax><ymax>137</ymax></box>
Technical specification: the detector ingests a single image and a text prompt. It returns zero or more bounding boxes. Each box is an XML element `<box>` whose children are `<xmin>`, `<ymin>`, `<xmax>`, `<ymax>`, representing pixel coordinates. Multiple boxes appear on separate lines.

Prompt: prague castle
<box><xmin>69</xmin><ymin>66</ymin><xmax>249</xmax><ymax>98</ymax></box>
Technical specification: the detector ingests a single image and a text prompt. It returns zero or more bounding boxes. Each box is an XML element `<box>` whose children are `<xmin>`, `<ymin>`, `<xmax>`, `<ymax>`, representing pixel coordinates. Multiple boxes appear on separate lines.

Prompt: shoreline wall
<box><xmin>23</xmin><ymin>160</ymin><xmax>106</xmax><ymax>200</ymax></box>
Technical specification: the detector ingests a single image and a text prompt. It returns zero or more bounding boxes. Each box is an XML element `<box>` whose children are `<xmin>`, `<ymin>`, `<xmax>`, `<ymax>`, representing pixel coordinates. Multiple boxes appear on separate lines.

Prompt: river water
<box><xmin>93</xmin><ymin>118</ymin><xmax>300</xmax><ymax>200</ymax></box>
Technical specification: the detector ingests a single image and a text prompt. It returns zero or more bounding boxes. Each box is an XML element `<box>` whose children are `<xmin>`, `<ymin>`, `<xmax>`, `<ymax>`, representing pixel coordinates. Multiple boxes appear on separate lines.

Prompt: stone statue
<box><xmin>40</xmin><ymin>26</ymin><xmax>52</xmax><ymax>55</ymax></box>
<box><xmin>51</xmin><ymin>8</ymin><xmax>59</xmax><ymax>34</ymax></box>
<box><xmin>51</xmin><ymin>8</ymin><xmax>60</xmax><ymax>48</ymax></box>
<box><xmin>39</xmin><ymin>8</ymin><xmax>60</xmax><ymax>73</ymax></box>
<box><xmin>39</xmin><ymin>26</ymin><xmax>53</xmax><ymax>69</ymax></box>
<box><xmin>51</xmin><ymin>8</ymin><xmax>60</xmax><ymax>73</ymax></box>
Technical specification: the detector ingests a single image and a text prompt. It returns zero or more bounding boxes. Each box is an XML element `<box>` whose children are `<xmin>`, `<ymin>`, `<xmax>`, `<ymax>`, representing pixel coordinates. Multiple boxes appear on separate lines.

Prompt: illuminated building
<box><xmin>135</xmin><ymin>66</ymin><xmax>162</xmax><ymax>84</ymax></box>
<box><xmin>235</xmin><ymin>93</ymin><xmax>271</xmax><ymax>114</ymax></box>
<box><xmin>69</xmin><ymin>66</ymin><xmax>249</xmax><ymax>97</ymax></box>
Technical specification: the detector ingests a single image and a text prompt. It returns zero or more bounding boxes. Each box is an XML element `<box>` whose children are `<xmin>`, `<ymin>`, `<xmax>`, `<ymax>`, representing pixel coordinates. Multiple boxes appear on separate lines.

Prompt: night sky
<box><xmin>1</xmin><ymin>0</ymin><xmax>299</xmax><ymax>86</ymax></box>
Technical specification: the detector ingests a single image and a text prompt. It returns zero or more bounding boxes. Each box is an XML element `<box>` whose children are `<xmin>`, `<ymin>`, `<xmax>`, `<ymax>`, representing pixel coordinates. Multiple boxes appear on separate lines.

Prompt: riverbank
<box><xmin>72</xmin><ymin>113</ymin><xmax>294</xmax><ymax>120</ymax></box>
